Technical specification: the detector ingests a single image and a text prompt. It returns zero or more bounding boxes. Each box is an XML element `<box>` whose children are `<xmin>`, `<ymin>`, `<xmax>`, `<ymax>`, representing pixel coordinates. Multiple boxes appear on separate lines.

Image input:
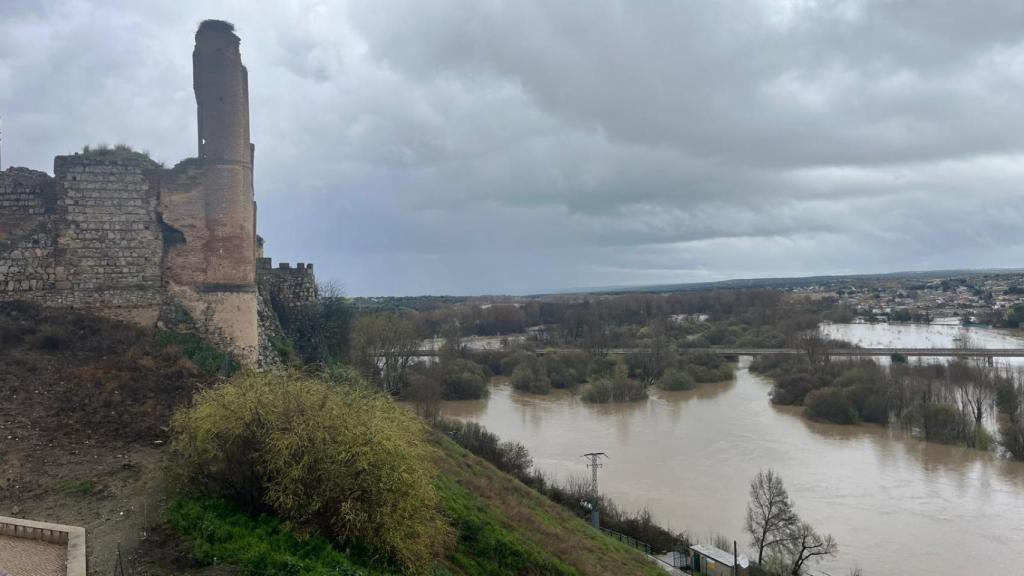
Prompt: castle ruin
<box><xmin>0</xmin><ymin>20</ymin><xmax>314</xmax><ymax>364</ymax></box>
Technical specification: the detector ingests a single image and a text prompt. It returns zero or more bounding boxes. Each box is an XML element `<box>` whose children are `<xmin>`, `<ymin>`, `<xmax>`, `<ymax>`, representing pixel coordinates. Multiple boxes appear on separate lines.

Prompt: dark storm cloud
<box><xmin>3</xmin><ymin>1</ymin><xmax>1024</xmax><ymax>295</ymax></box>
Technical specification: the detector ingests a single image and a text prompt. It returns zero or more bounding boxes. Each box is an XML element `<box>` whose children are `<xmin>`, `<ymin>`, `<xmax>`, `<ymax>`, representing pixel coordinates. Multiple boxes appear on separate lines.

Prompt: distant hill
<box><xmin>351</xmin><ymin>268</ymin><xmax>1024</xmax><ymax>304</ymax></box>
<box><xmin>546</xmin><ymin>268</ymin><xmax>1024</xmax><ymax>297</ymax></box>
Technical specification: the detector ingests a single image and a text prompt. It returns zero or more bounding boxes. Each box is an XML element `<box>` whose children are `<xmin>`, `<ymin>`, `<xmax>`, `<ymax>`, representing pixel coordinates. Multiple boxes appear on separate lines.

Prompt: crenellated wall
<box><xmin>257</xmin><ymin>259</ymin><xmax>318</xmax><ymax>309</ymax></box>
<box><xmin>255</xmin><ymin>258</ymin><xmax>318</xmax><ymax>367</ymax></box>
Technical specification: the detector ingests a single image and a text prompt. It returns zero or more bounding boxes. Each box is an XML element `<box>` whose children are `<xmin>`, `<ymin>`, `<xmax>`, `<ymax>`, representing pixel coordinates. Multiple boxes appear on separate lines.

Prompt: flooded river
<box><xmin>441</xmin><ymin>325</ymin><xmax>1024</xmax><ymax>575</ymax></box>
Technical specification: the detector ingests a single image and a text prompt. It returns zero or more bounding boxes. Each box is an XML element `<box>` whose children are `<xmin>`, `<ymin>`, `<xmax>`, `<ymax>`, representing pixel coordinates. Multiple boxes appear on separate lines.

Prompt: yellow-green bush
<box><xmin>170</xmin><ymin>371</ymin><xmax>450</xmax><ymax>574</ymax></box>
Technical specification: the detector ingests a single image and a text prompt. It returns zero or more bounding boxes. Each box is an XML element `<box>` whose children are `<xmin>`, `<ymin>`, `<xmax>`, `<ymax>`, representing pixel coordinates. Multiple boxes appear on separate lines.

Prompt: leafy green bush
<box><xmin>510</xmin><ymin>363</ymin><xmax>552</xmax><ymax>394</ymax></box>
<box><xmin>542</xmin><ymin>351</ymin><xmax>590</xmax><ymax>389</ymax></box>
<box><xmin>170</xmin><ymin>371</ymin><xmax>450</xmax><ymax>574</ymax></box>
<box><xmin>804</xmin><ymin>387</ymin><xmax>858</xmax><ymax>424</ymax></box>
<box><xmin>657</xmin><ymin>368</ymin><xmax>696</xmax><ymax>391</ymax></box>
<box><xmin>499</xmin><ymin>350</ymin><xmax>536</xmax><ymax>375</ymax></box>
<box><xmin>678</xmin><ymin>350</ymin><xmax>735</xmax><ymax>383</ymax></box>
<box><xmin>842</xmin><ymin>383</ymin><xmax>889</xmax><ymax>424</ymax></box>
<box><xmin>582</xmin><ymin>366</ymin><xmax>647</xmax><ymax>403</ymax></box>
<box><xmin>438</xmin><ymin>358</ymin><xmax>490</xmax><ymax>399</ymax></box>
<box><xmin>168</xmin><ymin>497</ymin><xmax>395</xmax><ymax>576</ymax></box>
<box><xmin>923</xmin><ymin>404</ymin><xmax>968</xmax><ymax>444</ymax></box>
<box><xmin>435</xmin><ymin>419</ymin><xmax>533</xmax><ymax>478</ymax></box>
<box><xmin>404</xmin><ymin>358</ymin><xmax>490</xmax><ymax>400</ymax></box>
<box><xmin>770</xmin><ymin>373</ymin><xmax>818</xmax><ymax>405</ymax></box>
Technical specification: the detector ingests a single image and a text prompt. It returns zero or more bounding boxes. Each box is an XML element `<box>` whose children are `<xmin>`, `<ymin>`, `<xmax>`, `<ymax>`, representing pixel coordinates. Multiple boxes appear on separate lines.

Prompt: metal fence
<box><xmin>600</xmin><ymin>527</ymin><xmax>653</xmax><ymax>555</ymax></box>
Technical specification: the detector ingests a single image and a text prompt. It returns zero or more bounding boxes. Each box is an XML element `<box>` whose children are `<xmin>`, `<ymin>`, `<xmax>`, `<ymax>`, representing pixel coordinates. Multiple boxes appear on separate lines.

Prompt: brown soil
<box><xmin>0</xmin><ymin>302</ymin><xmax>219</xmax><ymax>575</ymax></box>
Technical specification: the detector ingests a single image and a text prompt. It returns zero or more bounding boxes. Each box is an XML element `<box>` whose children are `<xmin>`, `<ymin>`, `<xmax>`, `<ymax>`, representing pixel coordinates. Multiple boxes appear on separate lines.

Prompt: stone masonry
<box><xmin>0</xmin><ymin>20</ymin><xmax>313</xmax><ymax>365</ymax></box>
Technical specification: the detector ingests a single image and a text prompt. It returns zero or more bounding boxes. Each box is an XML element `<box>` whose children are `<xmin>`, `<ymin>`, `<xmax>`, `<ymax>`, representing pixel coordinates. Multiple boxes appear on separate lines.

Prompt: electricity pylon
<box><xmin>582</xmin><ymin>452</ymin><xmax>607</xmax><ymax>529</ymax></box>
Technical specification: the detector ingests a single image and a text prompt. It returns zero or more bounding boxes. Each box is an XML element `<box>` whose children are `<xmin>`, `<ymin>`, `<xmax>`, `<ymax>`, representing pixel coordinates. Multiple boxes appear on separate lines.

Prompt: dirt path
<box><xmin>0</xmin><ymin>438</ymin><xmax>168</xmax><ymax>575</ymax></box>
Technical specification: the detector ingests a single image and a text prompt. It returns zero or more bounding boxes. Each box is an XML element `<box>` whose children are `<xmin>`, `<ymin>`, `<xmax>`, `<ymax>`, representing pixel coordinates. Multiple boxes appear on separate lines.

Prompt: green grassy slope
<box><xmin>169</xmin><ymin>430</ymin><xmax>663</xmax><ymax>576</ymax></box>
<box><xmin>430</xmin><ymin>430</ymin><xmax>663</xmax><ymax>576</ymax></box>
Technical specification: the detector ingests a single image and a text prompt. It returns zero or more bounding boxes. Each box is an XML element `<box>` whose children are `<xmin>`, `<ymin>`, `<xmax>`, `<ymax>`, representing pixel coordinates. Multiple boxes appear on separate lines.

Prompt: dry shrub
<box><xmin>170</xmin><ymin>371</ymin><xmax>451</xmax><ymax>574</ymax></box>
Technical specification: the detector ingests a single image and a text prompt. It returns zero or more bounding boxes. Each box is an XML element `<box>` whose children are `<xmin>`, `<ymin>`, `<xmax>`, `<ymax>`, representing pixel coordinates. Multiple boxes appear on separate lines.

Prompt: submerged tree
<box><xmin>745</xmin><ymin>469</ymin><xmax>797</xmax><ymax>565</ymax></box>
<box><xmin>785</xmin><ymin>521</ymin><xmax>838</xmax><ymax>576</ymax></box>
<box><xmin>350</xmin><ymin>311</ymin><xmax>421</xmax><ymax>394</ymax></box>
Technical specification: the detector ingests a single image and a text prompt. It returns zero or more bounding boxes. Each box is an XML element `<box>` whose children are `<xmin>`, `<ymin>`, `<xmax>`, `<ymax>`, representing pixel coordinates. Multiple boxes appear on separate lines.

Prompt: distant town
<box><xmin>353</xmin><ymin>269</ymin><xmax>1024</xmax><ymax>331</ymax></box>
<box><xmin>786</xmin><ymin>271</ymin><xmax>1024</xmax><ymax>327</ymax></box>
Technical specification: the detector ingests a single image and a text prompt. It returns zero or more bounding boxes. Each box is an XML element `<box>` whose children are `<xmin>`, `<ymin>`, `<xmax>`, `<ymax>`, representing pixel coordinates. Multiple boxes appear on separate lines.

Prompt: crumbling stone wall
<box><xmin>257</xmin><ymin>259</ymin><xmax>318</xmax><ymax>309</ymax></box>
<box><xmin>0</xmin><ymin>168</ymin><xmax>57</xmax><ymax>295</ymax></box>
<box><xmin>56</xmin><ymin>156</ymin><xmax>165</xmax><ymax>323</ymax></box>
<box><xmin>0</xmin><ymin>20</ymin><xmax>309</xmax><ymax>365</ymax></box>
<box><xmin>256</xmin><ymin>258</ymin><xmax>318</xmax><ymax>366</ymax></box>
<box><xmin>0</xmin><ymin>158</ymin><xmax>165</xmax><ymax>325</ymax></box>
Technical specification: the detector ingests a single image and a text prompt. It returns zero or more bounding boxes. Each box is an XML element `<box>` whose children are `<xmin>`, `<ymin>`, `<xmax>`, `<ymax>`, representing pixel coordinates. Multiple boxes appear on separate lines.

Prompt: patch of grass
<box><xmin>268</xmin><ymin>334</ymin><xmax>301</xmax><ymax>366</ymax></box>
<box><xmin>156</xmin><ymin>330</ymin><xmax>238</xmax><ymax>376</ymax></box>
<box><xmin>167</xmin><ymin>497</ymin><xmax>395</xmax><ymax>576</ymax></box>
<box><xmin>429</xmin><ymin>432</ymin><xmax>664</xmax><ymax>576</ymax></box>
<box><xmin>437</xmin><ymin>475</ymin><xmax>577</xmax><ymax>576</ymax></box>
<box><xmin>56</xmin><ymin>479</ymin><xmax>96</xmax><ymax>495</ymax></box>
<box><xmin>79</xmin><ymin>143</ymin><xmax>160</xmax><ymax>165</ymax></box>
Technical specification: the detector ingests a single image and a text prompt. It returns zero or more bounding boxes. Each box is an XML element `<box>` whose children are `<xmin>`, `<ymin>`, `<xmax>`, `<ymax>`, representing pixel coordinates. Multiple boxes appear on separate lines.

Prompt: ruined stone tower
<box><xmin>0</xmin><ymin>19</ymin><xmax>311</xmax><ymax>365</ymax></box>
<box><xmin>159</xmin><ymin>20</ymin><xmax>259</xmax><ymax>361</ymax></box>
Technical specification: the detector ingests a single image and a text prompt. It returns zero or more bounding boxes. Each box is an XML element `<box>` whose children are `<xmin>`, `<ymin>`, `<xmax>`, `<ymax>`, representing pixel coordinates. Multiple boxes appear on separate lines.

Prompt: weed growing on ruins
<box><xmin>79</xmin><ymin>143</ymin><xmax>160</xmax><ymax>165</ymax></box>
<box><xmin>155</xmin><ymin>330</ymin><xmax>238</xmax><ymax>376</ymax></box>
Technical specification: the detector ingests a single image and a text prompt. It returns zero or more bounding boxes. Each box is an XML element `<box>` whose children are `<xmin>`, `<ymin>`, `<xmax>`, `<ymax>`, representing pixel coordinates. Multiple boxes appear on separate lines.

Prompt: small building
<box><xmin>689</xmin><ymin>544</ymin><xmax>748</xmax><ymax>576</ymax></box>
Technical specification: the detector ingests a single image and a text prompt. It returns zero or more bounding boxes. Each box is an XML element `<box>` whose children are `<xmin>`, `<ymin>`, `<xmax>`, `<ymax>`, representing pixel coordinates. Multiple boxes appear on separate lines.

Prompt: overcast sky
<box><xmin>3</xmin><ymin>1</ymin><xmax>1024</xmax><ymax>295</ymax></box>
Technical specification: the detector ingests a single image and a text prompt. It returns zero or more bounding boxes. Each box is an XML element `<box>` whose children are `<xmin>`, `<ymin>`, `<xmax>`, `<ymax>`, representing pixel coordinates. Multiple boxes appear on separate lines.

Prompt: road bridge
<box><xmin>536</xmin><ymin>347</ymin><xmax>1024</xmax><ymax>358</ymax></box>
<box><xmin>410</xmin><ymin>346</ymin><xmax>1024</xmax><ymax>358</ymax></box>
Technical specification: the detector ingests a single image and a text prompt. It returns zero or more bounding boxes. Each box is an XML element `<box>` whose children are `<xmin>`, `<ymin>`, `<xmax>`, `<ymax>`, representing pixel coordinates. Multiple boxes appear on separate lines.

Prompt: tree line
<box><xmin>751</xmin><ymin>333</ymin><xmax>1024</xmax><ymax>459</ymax></box>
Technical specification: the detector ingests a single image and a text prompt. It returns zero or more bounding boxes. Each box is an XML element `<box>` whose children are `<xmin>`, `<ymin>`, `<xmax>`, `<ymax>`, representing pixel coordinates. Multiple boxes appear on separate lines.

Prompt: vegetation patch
<box><xmin>171</xmin><ymin>371</ymin><xmax>450</xmax><ymax>575</ymax></box>
<box><xmin>155</xmin><ymin>330</ymin><xmax>238</xmax><ymax>376</ymax></box>
<box><xmin>78</xmin><ymin>143</ymin><xmax>161</xmax><ymax>166</ymax></box>
<box><xmin>56</xmin><ymin>479</ymin><xmax>97</xmax><ymax>496</ymax></box>
<box><xmin>583</xmin><ymin>365</ymin><xmax>648</xmax><ymax>403</ymax></box>
<box><xmin>168</xmin><ymin>496</ymin><xmax>395</xmax><ymax>576</ymax></box>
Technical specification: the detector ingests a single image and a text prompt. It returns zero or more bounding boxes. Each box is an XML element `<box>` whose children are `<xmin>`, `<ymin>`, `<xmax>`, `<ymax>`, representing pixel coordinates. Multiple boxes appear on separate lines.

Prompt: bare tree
<box><xmin>636</xmin><ymin>319</ymin><xmax>671</xmax><ymax>385</ymax></box>
<box><xmin>745</xmin><ymin>469</ymin><xmax>797</xmax><ymax>565</ymax></box>
<box><xmin>796</xmin><ymin>331</ymin><xmax>830</xmax><ymax>370</ymax></box>
<box><xmin>350</xmin><ymin>312</ymin><xmax>422</xmax><ymax>394</ymax></box>
<box><xmin>785</xmin><ymin>521</ymin><xmax>838</xmax><ymax>576</ymax></box>
<box><xmin>406</xmin><ymin>373</ymin><xmax>442</xmax><ymax>422</ymax></box>
<box><xmin>951</xmin><ymin>336</ymin><xmax>995</xmax><ymax>431</ymax></box>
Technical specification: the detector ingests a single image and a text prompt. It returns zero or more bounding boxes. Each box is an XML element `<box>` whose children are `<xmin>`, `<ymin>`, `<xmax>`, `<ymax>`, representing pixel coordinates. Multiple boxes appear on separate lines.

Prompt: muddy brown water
<box><xmin>441</xmin><ymin>356</ymin><xmax>1024</xmax><ymax>575</ymax></box>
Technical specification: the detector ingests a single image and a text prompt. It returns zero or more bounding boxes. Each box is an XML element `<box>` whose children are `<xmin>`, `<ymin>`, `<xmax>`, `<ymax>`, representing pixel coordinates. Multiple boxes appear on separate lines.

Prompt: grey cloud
<box><xmin>3</xmin><ymin>1</ymin><xmax>1024</xmax><ymax>295</ymax></box>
